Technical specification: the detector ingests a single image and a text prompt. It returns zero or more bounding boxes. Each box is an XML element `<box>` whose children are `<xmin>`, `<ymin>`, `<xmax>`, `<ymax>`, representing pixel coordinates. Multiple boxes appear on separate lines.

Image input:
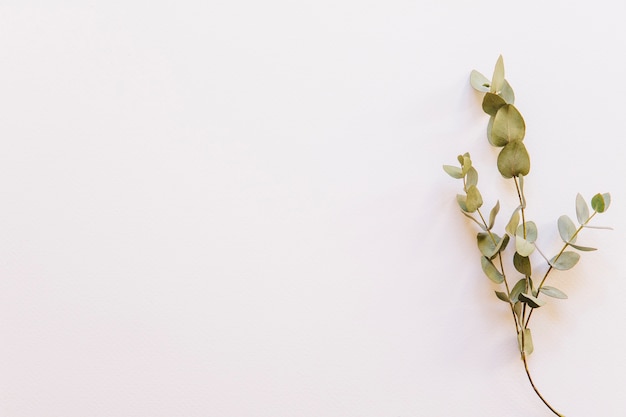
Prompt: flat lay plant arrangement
<box><xmin>443</xmin><ymin>56</ymin><xmax>611</xmax><ymax>416</ymax></box>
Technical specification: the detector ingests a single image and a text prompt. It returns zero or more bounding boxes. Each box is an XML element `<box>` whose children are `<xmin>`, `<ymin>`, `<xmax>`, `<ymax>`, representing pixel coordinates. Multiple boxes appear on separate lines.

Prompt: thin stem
<box><xmin>522</xmin><ymin>353</ymin><xmax>565</xmax><ymax>416</ymax></box>
<box><xmin>513</xmin><ymin>176</ymin><xmax>529</xmax><ymax>326</ymax></box>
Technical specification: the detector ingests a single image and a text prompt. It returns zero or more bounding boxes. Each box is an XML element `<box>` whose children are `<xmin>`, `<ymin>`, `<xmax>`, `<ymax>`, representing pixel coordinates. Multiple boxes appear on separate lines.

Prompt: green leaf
<box><xmin>490</xmin><ymin>55</ymin><xmax>505</xmax><ymax>93</ymax></box>
<box><xmin>466</xmin><ymin>185</ymin><xmax>483</xmax><ymax>212</ymax></box>
<box><xmin>505</xmin><ymin>209</ymin><xmax>520</xmax><ymax>236</ymax></box>
<box><xmin>591</xmin><ymin>193</ymin><xmax>611</xmax><ymax>213</ymax></box>
<box><xmin>465</xmin><ymin>166</ymin><xmax>478</xmax><ymax>188</ymax></box>
<box><xmin>513</xmin><ymin>252</ymin><xmax>532</xmax><ymax>276</ymax></box>
<box><xmin>470</xmin><ymin>70</ymin><xmax>490</xmax><ymax>92</ymax></box>
<box><xmin>516</xmin><ymin>236</ymin><xmax>535</xmax><ymax>257</ymax></box>
<box><xmin>487</xmin><ymin>116</ymin><xmax>497</xmax><ymax>147</ymax></box>
<box><xmin>497</xmin><ymin>140</ymin><xmax>530</xmax><ymax>179</ymax></box>
<box><xmin>500</xmin><ymin>79</ymin><xmax>515</xmax><ymax>104</ymax></box>
<box><xmin>510</xmin><ymin>279</ymin><xmax>527</xmax><ymax>303</ymax></box>
<box><xmin>517</xmin><ymin>328</ymin><xmax>534</xmax><ymax>355</ymax></box>
<box><xmin>568</xmin><ymin>243</ymin><xmax>597</xmax><ymax>252</ymax></box>
<box><xmin>488</xmin><ymin>200</ymin><xmax>500</xmax><ymax>230</ymax></box>
<box><xmin>550</xmin><ymin>251</ymin><xmax>580</xmax><ymax>270</ymax></box>
<box><xmin>482</xmin><ymin>93</ymin><xmax>507</xmax><ymax>116</ymax></box>
<box><xmin>443</xmin><ymin>164</ymin><xmax>463</xmax><ymax>179</ymax></box>
<box><xmin>495</xmin><ymin>291</ymin><xmax>510</xmax><ymax>303</ymax></box>
<box><xmin>519</xmin><ymin>292</ymin><xmax>546</xmax><ymax>308</ymax></box>
<box><xmin>477</xmin><ymin>233</ymin><xmax>508</xmax><ymax>258</ymax></box>
<box><xmin>514</xmin><ymin>301</ymin><xmax>523</xmax><ymax>321</ymax></box>
<box><xmin>576</xmin><ymin>193</ymin><xmax>589</xmax><ymax>224</ymax></box>
<box><xmin>558</xmin><ymin>215</ymin><xmax>578</xmax><ymax>243</ymax></box>
<box><xmin>456</xmin><ymin>194</ymin><xmax>468</xmax><ymax>212</ymax></box>
<box><xmin>481</xmin><ymin>256</ymin><xmax>504</xmax><ymax>283</ymax></box>
<box><xmin>539</xmin><ymin>286</ymin><xmax>568</xmax><ymax>299</ymax></box>
<box><xmin>491</xmin><ymin>104</ymin><xmax>525</xmax><ymax>145</ymax></box>
<box><xmin>516</xmin><ymin>221</ymin><xmax>537</xmax><ymax>242</ymax></box>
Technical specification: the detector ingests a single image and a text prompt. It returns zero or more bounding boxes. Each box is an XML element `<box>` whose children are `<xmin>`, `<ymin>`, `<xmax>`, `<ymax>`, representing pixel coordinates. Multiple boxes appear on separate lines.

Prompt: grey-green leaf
<box><xmin>550</xmin><ymin>251</ymin><xmax>581</xmax><ymax>270</ymax></box>
<box><xmin>510</xmin><ymin>279</ymin><xmax>527</xmax><ymax>303</ymax></box>
<box><xmin>519</xmin><ymin>292</ymin><xmax>546</xmax><ymax>308</ymax></box>
<box><xmin>539</xmin><ymin>286</ymin><xmax>568</xmax><ymax>299</ymax></box>
<box><xmin>456</xmin><ymin>194</ymin><xmax>468</xmax><ymax>212</ymax></box>
<box><xmin>591</xmin><ymin>192</ymin><xmax>611</xmax><ymax>213</ymax></box>
<box><xmin>482</xmin><ymin>93</ymin><xmax>507</xmax><ymax>116</ymax></box>
<box><xmin>497</xmin><ymin>140</ymin><xmax>531</xmax><ymax>179</ymax></box>
<box><xmin>481</xmin><ymin>256</ymin><xmax>504</xmax><ymax>283</ymax></box>
<box><xmin>488</xmin><ymin>200</ymin><xmax>500</xmax><ymax>230</ymax></box>
<box><xmin>470</xmin><ymin>70</ymin><xmax>491</xmax><ymax>92</ymax></box>
<box><xmin>576</xmin><ymin>193</ymin><xmax>589</xmax><ymax>224</ymax></box>
<box><xmin>517</xmin><ymin>328</ymin><xmax>534</xmax><ymax>355</ymax></box>
<box><xmin>568</xmin><ymin>243</ymin><xmax>597</xmax><ymax>252</ymax></box>
<box><xmin>500</xmin><ymin>79</ymin><xmax>515</xmax><ymax>104</ymax></box>
<box><xmin>477</xmin><ymin>233</ymin><xmax>508</xmax><ymax>258</ymax></box>
<box><xmin>495</xmin><ymin>291</ymin><xmax>510</xmax><ymax>303</ymax></box>
<box><xmin>558</xmin><ymin>215</ymin><xmax>578</xmax><ymax>243</ymax></box>
<box><xmin>443</xmin><ymin>164</ymin><xmax>464</xmax><ymax>179</ymax></box>
<box><xmin>516</xmin><ymin>236</ymin><xmax>535</xmax><ymax>257</ymax></box>
<box><xmin>516</xmin><ymin>220</ymin><xmax>537</xmax><ymax>242</ymax></box>
<box><xmin>490</xmin><ymin>55</ymin><xmax>505</xmax><ymax>93</ymax></box>
<box><xmin>466</xmin><ymin>185</ymin><xmax>483</xmax><ymax>212</ymax></box>
<box><xmin>513</xmin><ymin>252</ymin><xmax>532</xmax><ymax>276</ymax></box>
<box><xmin>465</xmin><ymin>166</ymin><xmax>478</xmax><ymax>188</ymax></box>
<box><xmin>491</xmin><ymin>104</ymin><xmax>525</xmax><ymax>145</ymax></box>
<box><xmin>505</xmin><ymin>209</ymin><xmax>520</xmax><ymax>236</ymax></box>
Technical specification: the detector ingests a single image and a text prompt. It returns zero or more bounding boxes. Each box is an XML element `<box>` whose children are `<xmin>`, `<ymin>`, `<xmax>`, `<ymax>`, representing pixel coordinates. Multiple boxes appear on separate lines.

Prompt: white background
<box><xmin>0</xmin><ymin>1</ymin><xmax>624</xmax><ymax>416</ymax></box>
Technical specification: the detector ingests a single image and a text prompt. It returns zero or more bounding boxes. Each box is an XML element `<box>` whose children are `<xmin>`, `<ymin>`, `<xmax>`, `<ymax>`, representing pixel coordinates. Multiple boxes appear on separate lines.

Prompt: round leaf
<box><xmin>591</xmin><ymin>192</ymin><xmax>611</xmax><ymax>213</ymax></box>
<box><xmin>516</xmin><ymin>236</ymin><xmax>535</xmax><ymax>257</ymax></box>
<box><xmin>550</xmin><ymin>251</ymin><xmax>580</xmax><ymax>270</ymax></box>
<box><xmin>497</xmin><ymin>140</ymin><xmax>530</xmax><ymax>179</ymax></box>
<box><xmin>482</xmin><ymin>93</ymin><xmax>507</xmax><ymax>116</ymax></box>
<box><xmin>491</xmin><ymin>104</ymin><xmax>525</xmax><ymax>144</ymax></box>
<box><xmin>516</xmin><ymin>221</ymin><xmax>537</xmax><ymax>242</ymax></box>
<box><xmin>513</xmin><ymin>252</ymin><xmax>532</xmax><ymax>276</ymax></box>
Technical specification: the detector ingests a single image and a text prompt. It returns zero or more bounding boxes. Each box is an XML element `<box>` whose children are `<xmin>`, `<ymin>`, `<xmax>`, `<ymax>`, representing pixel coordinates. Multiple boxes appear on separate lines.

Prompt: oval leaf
<box><xmin>481</xmin><ymin>256</ymin><xmax>504</xmax><ymax>283</ymax></box>
<box><xmin>466</xmin><ymin>166</ymin><xmax>478</xmax><ymax>188</ymax></box>
<box><xmin>539</xmin><ymin>286</ymin><xmax>568</xmax><ymax>299</ymax></box>
<box><xmin>491</xmin><ymin>104</ymin><xmax>526</xmax><ymax>144</ymax></box>
<box><xmin>516</xmin><ymin>236</ymin><xmax>535</xmax><ymax>257</ymax></box>
<box><xmin>466</xmin><ymin>185</ymin><xmax>483</xmax><ymax>212</ymax></box>
<box><xmin>482</xmin><ymin>93</ymin><xmax>507</xmax><ymax>116</ymax></box>
<box><xmin>497</xmin><ymin>140</ymin><xmax>530</xmax><ymax>179</ymax></box>
<box><xmin>550</xmin><ymin>251</ymin><xmax>580</xmax><ymax>270</ymax></box>
<box><xmin>500</xmin><ymin>79</ymin><xmax>515</xmax><ymax>104</ymax></box>
<box><xmin>591</xmin><ymin>193</ymin><xmax>611</xmax><ymax>213</ymax></box>
<box><xmin>558</xmin><ymin>215</ymin><xmax>578</xmax><ymax>243</ymax></box>
<box><xmin>477</xmin><ymin>233</ymin><xmax>507</xmax><ymax>258</ymax></box>
<box><xmin>516</xmin><ymin>221</ymin><xmax>537</xmax><ymax>242</ymax></box>
<box><xmin>513</xmin><ymin>252</ymin><xmax>532</xmax><ymax>276</ymax></box>
<box><xmin>510</xmin><ymin>279</ymin><xmax>527</xmax><ymax>303</ymax></box>
<box><xmin>443</xmin><ymin>164</ymin><xmax>463</xmax><ymax>179</ymax></box>
<box><xmin>519</xmin><ymin>292</ymin><xmax>546</xmax><ymax>308</ymax></box>
<box><xmin>470</xmin><ymin>70</ymin><xmax>490</xmax><ymax>92</ymax></box>
<box><xmin>495</xmin><ymin>290</ymin><xmax>510</xmax><ymax>303</ymax></box>
<box><xmin>576</xmin><ymin>193</ymin><xmax>589</xmax><ymax>224</ymax></box>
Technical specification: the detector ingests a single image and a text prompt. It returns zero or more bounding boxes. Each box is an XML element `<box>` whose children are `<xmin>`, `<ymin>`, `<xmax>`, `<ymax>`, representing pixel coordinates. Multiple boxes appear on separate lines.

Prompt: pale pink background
<box><xmin>0</xmin><ymin>1</ymin><xmax>624</xmax><ymax>416</ymax></box>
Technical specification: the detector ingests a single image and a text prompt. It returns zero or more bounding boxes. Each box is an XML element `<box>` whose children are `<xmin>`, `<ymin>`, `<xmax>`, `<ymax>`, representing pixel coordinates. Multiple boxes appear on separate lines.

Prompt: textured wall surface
<box><xmin>0</xmin><ymin>1</ymin><xmax>624</xmax><ymax>416</ymax></box>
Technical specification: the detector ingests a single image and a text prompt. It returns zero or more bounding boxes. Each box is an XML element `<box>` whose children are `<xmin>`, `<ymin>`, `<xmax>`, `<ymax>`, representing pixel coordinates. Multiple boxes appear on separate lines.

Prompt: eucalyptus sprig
<box><xmin>444</xmin><ymin>56</ymin><xmax>612</xmax><ymax>417</ymax></box>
